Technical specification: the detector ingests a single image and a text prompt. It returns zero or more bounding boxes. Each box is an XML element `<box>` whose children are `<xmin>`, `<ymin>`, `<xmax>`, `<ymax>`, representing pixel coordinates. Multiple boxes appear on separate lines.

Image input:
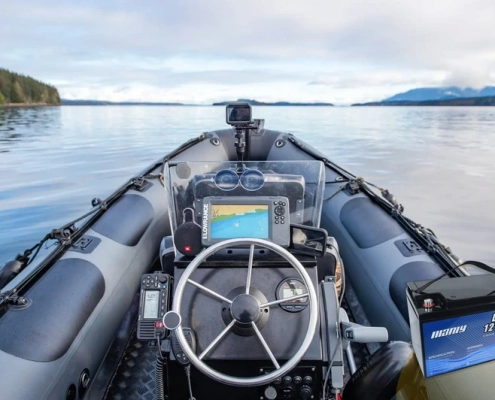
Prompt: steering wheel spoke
<box><xmin>246</xmin><ymin>244</ymin><xmax>255</xmax><ymax>294</ymax></box>
<box><xmin>260</xmin><ymin>293</ymin><xmax>308</xmax><ymax>308</ymax></box>
<box><xmin>251</xmin><ymin>321</ymin><xmax>280</xmax><ymax>369</ymax></box>
<box><xmin>187</xmin><ymin>279</ymin><xmax>233</xmax><ymax>304</ymax></box>
<box><xmin>199</xmin><ymin>319</ymin><xmax>236</xmax><ymax>360</ymax></box>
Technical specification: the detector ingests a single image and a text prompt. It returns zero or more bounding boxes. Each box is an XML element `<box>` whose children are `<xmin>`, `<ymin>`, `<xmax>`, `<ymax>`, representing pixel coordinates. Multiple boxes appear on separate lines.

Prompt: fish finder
<box><xmin>201</xmin><ymin>196</ymin><xmax>290</xmax><ymax>247</ymax></box>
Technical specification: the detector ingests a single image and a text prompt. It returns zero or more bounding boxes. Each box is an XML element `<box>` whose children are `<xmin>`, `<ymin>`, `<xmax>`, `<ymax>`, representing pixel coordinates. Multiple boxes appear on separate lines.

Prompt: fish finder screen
<box><xmin>211</xmin><ymin>204</ymin><xmax>269</xmax><ymax>239</ymax></box>
<box><xmin>143</xmin><ymin>291</ymin><xmax>159</xmax><ymax>319</ymax></box>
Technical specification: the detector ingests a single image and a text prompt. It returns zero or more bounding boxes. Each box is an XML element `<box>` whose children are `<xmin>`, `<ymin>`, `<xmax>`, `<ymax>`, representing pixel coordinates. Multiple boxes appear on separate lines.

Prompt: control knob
<box><xmin>264</xmin><ymin>386</ymin><xmax>277</xmax><ymax>400</ymax></box>
<box><xmin>299</xmin><ymin>385</ymin><xmax>313</xmax><ymax>399</ymax></box>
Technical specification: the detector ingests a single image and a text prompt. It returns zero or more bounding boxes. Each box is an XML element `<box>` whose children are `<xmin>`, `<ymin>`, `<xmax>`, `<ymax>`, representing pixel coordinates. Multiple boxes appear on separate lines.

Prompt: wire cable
<box><xmin>184</xmin><ymin>365</ymin><xmax>196</xmax><ymax>400</ymax></box>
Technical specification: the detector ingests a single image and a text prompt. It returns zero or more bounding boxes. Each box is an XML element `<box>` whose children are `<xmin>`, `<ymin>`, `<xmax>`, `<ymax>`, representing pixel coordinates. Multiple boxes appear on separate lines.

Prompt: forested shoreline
<box><xmin>0</xmin><ymin>69</ymin><xmax>60</xmax><ymax>105</ymax></box>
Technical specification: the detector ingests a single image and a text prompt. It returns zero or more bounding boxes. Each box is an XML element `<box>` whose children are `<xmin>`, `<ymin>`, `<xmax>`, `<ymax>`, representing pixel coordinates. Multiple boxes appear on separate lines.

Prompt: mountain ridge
<box><xmin>382</xmin><ymin>86</ymin><xmax>495</xmax><ymax>102</ymax></box>
<box><xmin>352</xmin><ymin>95</ymin><xmax>495</xmax><ymax>106</ymax></box>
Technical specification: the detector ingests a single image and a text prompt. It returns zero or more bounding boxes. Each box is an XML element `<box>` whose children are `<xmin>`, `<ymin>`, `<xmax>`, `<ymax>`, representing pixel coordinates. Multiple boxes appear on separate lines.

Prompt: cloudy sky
<box><xmin>1</xmin><ymin>0</ymin><xmax>494</xmax><ymax>104</ymax></box>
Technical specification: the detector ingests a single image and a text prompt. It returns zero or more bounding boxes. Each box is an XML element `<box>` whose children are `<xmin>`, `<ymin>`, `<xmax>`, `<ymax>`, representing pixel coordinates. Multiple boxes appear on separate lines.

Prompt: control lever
<box><xmin>342</xmin><ymin>322</ymin><xmax>388</xmax><ymax>343</ymax></box>
<box><xmin>171</xmin><ymin>327</ymin><xmax>196</xmax><ymax>366</ymax></box>
<box><xmin>339</xmin><ymin>309</ymin><xmax>388</xmax><ymax>350</ymax></box>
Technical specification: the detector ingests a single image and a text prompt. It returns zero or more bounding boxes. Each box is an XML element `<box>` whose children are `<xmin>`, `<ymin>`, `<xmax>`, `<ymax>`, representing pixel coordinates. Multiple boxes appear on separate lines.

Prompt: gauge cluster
<box><xmin>165</xmin><ymin>160</ymin><xmax>326</xmax><ymax>234</ymax></box>
<box><xmin>276</xmin><ymin>278</ymin><xmax>309</xmax><ymax>312</ymax></box>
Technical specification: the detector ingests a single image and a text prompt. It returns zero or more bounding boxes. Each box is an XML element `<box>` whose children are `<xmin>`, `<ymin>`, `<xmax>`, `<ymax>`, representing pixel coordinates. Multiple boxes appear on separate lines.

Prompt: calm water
<box><xmin>0</xmin><ymin>106</ymin><xmax>494</xmax><ymax>266</ymax></box>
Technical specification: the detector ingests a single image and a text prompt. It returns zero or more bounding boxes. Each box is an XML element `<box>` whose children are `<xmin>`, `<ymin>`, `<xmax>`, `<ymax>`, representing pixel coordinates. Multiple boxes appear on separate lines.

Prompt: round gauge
<box><xmin>276</xmin><ymin>278</ymin><xmax>309</xmax><ymax>312</ymax></box>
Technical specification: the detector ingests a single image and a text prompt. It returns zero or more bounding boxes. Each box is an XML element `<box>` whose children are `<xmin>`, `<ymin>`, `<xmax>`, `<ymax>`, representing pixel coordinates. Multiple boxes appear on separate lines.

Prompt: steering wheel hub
<box><xmin>231</xmin><ymin>294</ymin><xmax>260</xmax><ymax>324</ymax></box>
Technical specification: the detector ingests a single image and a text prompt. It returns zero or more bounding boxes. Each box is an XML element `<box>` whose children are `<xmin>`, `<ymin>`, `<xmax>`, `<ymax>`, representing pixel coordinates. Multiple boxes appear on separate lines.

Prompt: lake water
<box><xmin>0</xmin><ymin>106</ymin><xmax>494</xmax><ymax>267</ymax></box>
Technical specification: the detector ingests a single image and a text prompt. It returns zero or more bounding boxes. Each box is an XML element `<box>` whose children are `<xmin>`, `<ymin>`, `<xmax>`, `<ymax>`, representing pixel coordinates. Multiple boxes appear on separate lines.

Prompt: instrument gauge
<box><xmin>276</xmin><ymin>278</ymin><xmax>309</xmax><ymax>312</ymax></box>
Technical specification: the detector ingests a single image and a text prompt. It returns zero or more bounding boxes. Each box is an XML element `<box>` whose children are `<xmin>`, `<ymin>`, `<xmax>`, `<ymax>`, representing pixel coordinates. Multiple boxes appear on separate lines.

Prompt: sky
<box><xmin>1</xmin><ymin>0</ymin><xmax>495</xmax><ymax>105</ymax></box>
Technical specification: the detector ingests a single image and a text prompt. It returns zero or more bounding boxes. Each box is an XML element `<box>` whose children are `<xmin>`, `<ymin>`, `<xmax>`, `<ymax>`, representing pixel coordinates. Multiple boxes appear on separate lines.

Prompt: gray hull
<box><xmin>0</xmin><ymin>128</ymin><xmax>446</xmax><ymax>399</ymax></box>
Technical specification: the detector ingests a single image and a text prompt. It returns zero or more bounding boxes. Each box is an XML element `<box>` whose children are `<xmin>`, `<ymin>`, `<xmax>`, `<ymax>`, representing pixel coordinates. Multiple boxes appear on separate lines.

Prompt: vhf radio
<box><xmin>137</xmin><ymin>272</ymin><xmax>170</xmax><ymax>341</ymax></box>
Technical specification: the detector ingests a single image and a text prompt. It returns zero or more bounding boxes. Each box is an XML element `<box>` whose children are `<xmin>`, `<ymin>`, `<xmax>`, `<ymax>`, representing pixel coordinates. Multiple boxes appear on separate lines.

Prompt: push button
<box><xmin>281</xmin><ymin>386</ymin><xmax>294</xmax><ymax>398</ymax></box>
<box><xmin>274</xmin><ymin>206</ymin><xmax>285</xmax><ymax>216</ymax></box>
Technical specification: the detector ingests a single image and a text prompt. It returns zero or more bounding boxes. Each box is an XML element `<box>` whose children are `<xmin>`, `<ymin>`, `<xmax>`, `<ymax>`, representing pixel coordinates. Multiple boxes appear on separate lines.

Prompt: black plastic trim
<box><xmin>0</xmin><ymin>258</ymin><xmax>105</xmax><ymax>362</ymax></box>
<box><xmin>340</xmin><ymin>197</ymin><xmax>404</xmax><ymax>249</ymax></box>
<box><xmin>394</xmin><ymin>239</ymin><xmax>424</xmax><ymax>257</ymax></box>
<box><xmin>92</xmin><ymin>194</ymin><xmax>154</xmax><ymax>246</ymax></box>
<box><xmin>71</xmin><ymin>235</ymin><xmax>101</xmax><ymax>254</ymax></box>
<box><xmin>389</xmin><ymin>261</ymin><xmax>444</xmax><ymax>320</ymax></box>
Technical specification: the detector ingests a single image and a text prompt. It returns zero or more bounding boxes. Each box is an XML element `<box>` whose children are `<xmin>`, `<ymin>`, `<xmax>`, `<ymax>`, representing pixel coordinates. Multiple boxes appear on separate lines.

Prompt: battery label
<box><xmin>423</xmin><ymin>309</ymin><xmax>495</xmax><ymax>377</ymax></box>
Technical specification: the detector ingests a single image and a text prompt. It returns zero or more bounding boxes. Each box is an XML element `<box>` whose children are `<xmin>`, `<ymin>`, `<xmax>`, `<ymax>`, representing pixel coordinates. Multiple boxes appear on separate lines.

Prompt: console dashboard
<box><xmin>138</xmin><ymin>159</ymin><xmax>329</xmax><ymax>399</ymax></box>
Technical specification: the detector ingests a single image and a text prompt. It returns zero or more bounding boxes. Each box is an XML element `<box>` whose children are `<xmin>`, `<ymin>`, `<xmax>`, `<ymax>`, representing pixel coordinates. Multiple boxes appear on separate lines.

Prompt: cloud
<box><xmin>1</xmin><ymin>0</ymin><xmax>494</xmax><ymax>103</ymax></box>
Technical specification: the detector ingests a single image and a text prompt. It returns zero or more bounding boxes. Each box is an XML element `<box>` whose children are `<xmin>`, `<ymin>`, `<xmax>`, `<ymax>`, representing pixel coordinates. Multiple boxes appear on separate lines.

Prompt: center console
<box><xmin>145</xmin><ymin>159</ymin><xmax>328</xmax><ymax>399</ymax></box>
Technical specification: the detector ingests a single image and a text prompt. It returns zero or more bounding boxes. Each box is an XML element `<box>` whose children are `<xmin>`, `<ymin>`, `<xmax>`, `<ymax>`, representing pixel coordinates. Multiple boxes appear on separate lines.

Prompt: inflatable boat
<box><xmin>1</xmin><ymin>103</ymin><xmax>494</xmax><ymax>400</ymax></box>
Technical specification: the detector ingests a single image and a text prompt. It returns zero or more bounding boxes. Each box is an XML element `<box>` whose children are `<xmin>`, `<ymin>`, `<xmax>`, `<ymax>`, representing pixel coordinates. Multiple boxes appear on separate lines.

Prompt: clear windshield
<box><xmin>165</xmin><ymin>161</ymin><xmax>325</xmax><ymax>234</ymax></box>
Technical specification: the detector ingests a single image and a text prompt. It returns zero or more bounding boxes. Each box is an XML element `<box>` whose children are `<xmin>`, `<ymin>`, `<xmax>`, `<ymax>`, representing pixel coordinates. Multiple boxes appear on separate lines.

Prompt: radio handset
<box><xmin>137</xmin><ymin>272</ymin><xmax>171</xmax><ymax>341</ymax></box>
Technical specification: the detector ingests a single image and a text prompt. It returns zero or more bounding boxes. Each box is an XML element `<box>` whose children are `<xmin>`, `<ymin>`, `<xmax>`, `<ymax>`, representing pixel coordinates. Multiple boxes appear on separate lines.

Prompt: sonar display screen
<box><xmin>211</xmin><ymin>204</ymin><xmax>269</xmax><ymax>239</ymax></box>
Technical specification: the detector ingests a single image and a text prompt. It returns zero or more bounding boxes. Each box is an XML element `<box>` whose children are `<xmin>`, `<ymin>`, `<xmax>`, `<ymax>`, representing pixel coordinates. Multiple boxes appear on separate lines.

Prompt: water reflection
<box><xmin>0</xmin><ymin>106</ymin><xmax>61</xmax><ymax>151</ymax></box>
<box><xmin>0</xmin><ymin>106</ymin><xmax>494</xmax><ymax>266</ymax></box>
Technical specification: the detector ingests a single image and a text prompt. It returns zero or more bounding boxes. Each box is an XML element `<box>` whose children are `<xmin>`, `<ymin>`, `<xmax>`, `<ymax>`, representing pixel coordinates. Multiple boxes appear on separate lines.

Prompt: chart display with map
<box><xmin>210</xmin><ymin>204</ymin><xmax>269</xmax><ymax>239</ymax></box>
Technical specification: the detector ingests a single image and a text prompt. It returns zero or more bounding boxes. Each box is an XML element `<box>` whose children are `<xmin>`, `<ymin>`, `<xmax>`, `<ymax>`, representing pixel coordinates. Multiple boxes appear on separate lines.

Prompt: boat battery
<box><xmin>406</xmin><ymin>274</ymin><xmax>495</xmax><ymax>378</ymax></box>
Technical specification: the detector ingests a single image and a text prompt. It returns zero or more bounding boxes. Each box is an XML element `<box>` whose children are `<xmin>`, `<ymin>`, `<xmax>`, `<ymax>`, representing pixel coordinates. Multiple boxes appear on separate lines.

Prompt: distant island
<box><xmin>352</xmin><ymin>95</ymin><xmax>495</xmax><ymax>106</ymax></box>
<box><xmin>61</xmin><ymin>99</ymin><xmax>185</xmax><ymax>106</ymax></box>
<box><xmin>353</xmin><ymin>86</ymin><xmax>495</xmax><ymax>106</ymax></box>
<box><xmin>212</xmin><ymin>99</ymin><xmax>334</xmax><ymax>106</ymax></box>
<box><xmin>62</xmin><ymin>98</ymin><xmax>334</xmax><ymax>106</ymax></box>
<box><xmin>0</xmin><ymin>68</ymin><xmax>60</xmax><ymax>106</ymax></box>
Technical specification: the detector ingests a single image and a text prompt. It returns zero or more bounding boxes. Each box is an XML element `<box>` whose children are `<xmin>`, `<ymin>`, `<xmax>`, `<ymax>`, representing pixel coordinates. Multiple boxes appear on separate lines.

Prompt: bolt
<box><xmin>21</xmin><ymin>298</ymin><xmax>27</xmax><ymax>304</ymax></box>
<box><xmin>81</xmin><ymin>371</ymin><xmax>90</xmax><ymax>389</ymax></box>
<box><xmin>260</xmin><ymin>369</ymin><xmax>264</xmax><ymax>373</ymax></box>
<box><xmin>311</xmin><ymin>367</ymin><xmax>315</xmax><ymax>372</ymax></box>
<box><xmin>260</xmin><ymin>397</ymin><xmax>264</xmax><ymax>400</ymax></box>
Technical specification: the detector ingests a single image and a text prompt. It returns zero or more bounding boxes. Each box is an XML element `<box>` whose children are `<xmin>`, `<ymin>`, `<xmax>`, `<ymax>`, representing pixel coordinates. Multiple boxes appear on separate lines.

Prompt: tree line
<box><xmin>0</xmin><ymin>68</ymin><xmax>60</xmax><ymax>105</ymax></box>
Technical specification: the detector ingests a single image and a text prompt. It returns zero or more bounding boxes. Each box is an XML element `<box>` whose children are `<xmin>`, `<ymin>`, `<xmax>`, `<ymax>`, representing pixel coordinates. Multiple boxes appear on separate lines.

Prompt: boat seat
<box><xmin>343</xmin><ymin>341</ymin><xmax>415</xmax><ymax>400</ymax></box>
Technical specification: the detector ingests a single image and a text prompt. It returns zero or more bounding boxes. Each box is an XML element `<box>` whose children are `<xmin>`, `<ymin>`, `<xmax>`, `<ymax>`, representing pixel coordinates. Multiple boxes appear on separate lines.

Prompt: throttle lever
<box><xmin>342</xmin><ymin>322</ymin><xmax>388</xmax><ymax>343</ymax></box>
